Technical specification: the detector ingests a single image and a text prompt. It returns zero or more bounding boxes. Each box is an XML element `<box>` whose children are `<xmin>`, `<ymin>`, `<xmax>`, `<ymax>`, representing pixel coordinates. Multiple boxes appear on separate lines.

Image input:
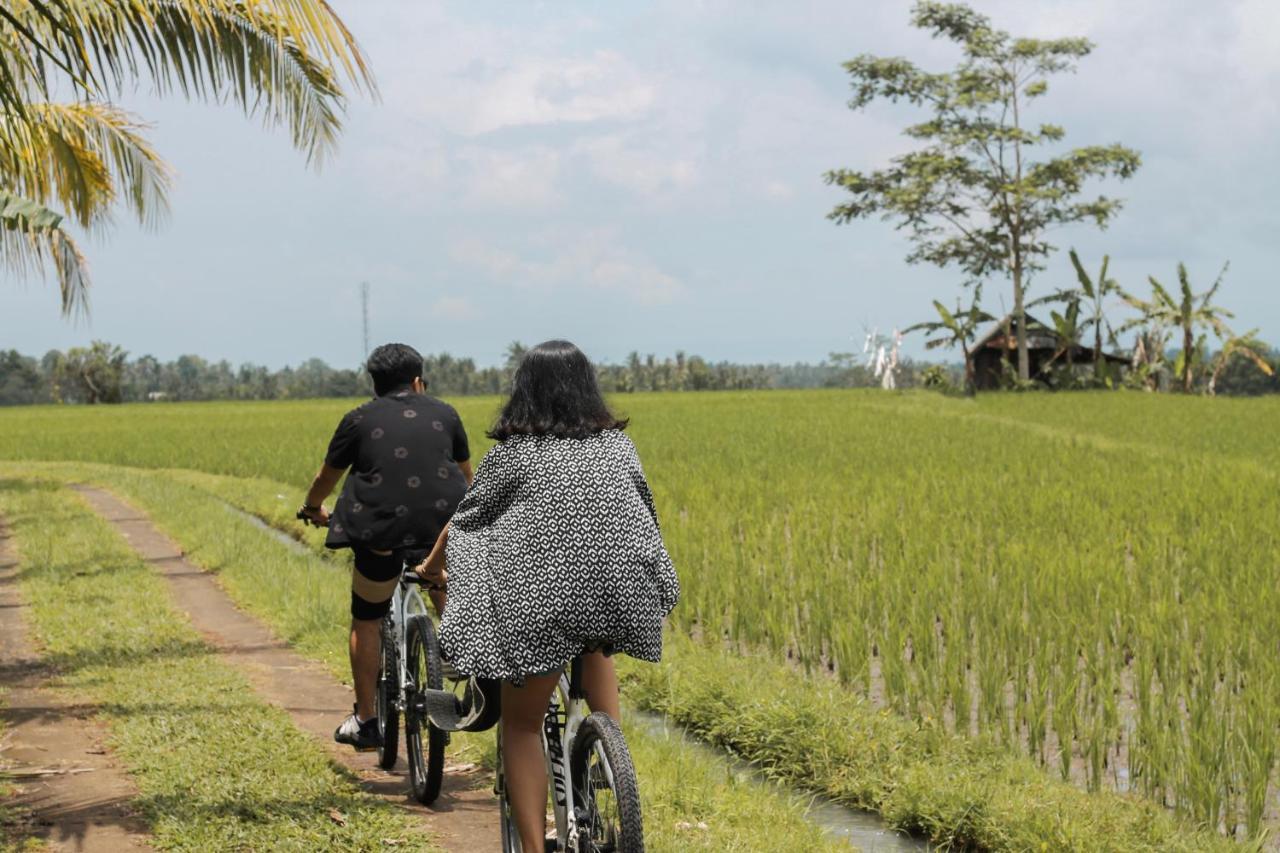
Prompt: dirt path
<box><xmin>0</xmin><ymin>518</ymin><xmax>153</xmax><ymax>852</ymax></box>
<box><xmin>70</xmin><ymin>486</ymin><xmax>498</xmax><ymax>853</ymax></box>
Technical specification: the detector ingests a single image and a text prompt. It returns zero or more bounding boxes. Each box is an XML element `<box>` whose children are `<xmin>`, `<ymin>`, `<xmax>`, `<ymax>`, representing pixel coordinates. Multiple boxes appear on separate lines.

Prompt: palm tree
<box><xmin>904</xmin><ymin>289</ymin><xmax>993</xmax><ymax>395</ymax></box>
<box><xmin>0</xmin><ymin>1</ymin><xmax>374</xmax><ymax>316</ymax></box>
<box><xmin>1207</xmin><ymin>330</ymin><xmax>1275</xmax><ymax>397</ymax></box>
<box><xmin>1121</xmin><ymin>262</ymin><xmax>1234</xmax><ymax>393</ymax></box>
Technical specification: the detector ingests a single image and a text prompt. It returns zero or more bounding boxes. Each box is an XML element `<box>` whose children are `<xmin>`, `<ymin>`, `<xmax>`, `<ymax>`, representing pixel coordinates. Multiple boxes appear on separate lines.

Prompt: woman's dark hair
<box><xmin>366</xmin><ymin>343</ymin><xmax>424</xmax><ymax>396</ymax></box>
<box><xmin>489</xmin><ymin>340</ymin><xmax>627</xmax><ymax>440</ymax></box>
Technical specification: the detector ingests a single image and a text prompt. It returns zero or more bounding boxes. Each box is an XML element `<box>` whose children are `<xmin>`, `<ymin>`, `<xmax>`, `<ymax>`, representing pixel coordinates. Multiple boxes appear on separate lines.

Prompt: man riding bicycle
<box><xmin>299</xmin><ymin>343</ymin><xmax>472</xmax><ymax>751</ymax></box>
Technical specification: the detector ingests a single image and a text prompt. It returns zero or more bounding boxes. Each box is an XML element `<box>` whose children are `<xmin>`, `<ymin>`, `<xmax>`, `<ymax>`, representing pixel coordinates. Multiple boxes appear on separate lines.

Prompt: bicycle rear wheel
<box><xmin>405</xmin><ymin>616</ymin><xmax>447</xmax><ymax>804</ymax></box>
<box><xmin>569</xmin><ymin>713</ymin><xmax>644</xmax><ymax>853</ymax></box>
<box><xmin>376</xmin><ymin>614</ymin><xmax>400</xmax><ymax>770</ymax></box>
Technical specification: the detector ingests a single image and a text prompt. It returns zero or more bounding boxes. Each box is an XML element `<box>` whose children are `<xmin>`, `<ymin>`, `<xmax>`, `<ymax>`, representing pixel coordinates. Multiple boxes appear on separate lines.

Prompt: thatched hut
<box><xmin>972</xmin><ymin>313</ymin><xmax>1128</xmax><ymax>390</ymax></box>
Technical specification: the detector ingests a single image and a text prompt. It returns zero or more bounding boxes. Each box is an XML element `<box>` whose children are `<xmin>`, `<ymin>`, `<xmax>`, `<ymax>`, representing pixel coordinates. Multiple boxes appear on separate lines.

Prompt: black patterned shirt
<box><xmin>323</xmin><ymin>392</ymin><xmax>470</xmax><ymax>552</ymax></box>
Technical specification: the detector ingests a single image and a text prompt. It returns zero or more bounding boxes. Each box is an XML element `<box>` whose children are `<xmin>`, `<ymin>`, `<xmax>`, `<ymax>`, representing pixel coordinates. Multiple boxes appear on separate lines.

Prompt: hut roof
<box><xmin>973</xmin><ymin>313</ymin><xmax>1128</xmax><ymax>363</ymax></box>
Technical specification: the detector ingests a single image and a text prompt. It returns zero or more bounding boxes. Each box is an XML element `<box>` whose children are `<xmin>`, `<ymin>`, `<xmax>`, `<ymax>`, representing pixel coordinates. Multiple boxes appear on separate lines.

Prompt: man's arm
<box><xmin>302</xmin><ymin>463</ymin><xmax>345</xmax><ymax>524</ymax></box>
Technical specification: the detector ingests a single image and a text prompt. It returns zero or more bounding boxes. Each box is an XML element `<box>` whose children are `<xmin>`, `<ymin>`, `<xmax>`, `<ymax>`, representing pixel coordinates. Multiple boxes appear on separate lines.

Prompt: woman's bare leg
<box><xmin>502</xmin><ymin>674</ymin><xmax>561</xmax><ymax>851</ymax></box>
<box><xmin>582</xmin><ymin>651</ymin><xmax>620</xmax><ymax>721</ymax></box>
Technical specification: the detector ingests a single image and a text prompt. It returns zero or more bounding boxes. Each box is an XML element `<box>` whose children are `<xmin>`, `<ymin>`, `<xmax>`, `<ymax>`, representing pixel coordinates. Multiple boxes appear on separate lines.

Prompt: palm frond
<box><xmin>0</xmin><ymin>101</ymin><xmax>171</xmax><ymax>228</ymax></box>
<box><xmin>1</xmin><ymin>0</ymin><xmax>376</xmax><ymax>163</ymax></box>
<box><xmin>0</xmin><ymin>187</ymin><xmax>90</xmax><ymax>316</ymax></box>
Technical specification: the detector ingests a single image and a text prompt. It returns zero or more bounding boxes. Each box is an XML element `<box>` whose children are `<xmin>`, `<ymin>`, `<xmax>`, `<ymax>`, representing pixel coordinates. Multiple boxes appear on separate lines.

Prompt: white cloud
<box><xmin>455</xmin><ymin>146</ymin><xmax>562</xmax><ymax>208</ymax></box>
<box><xmin>572</xmin><ymin>135</ymin><xmax>700</xmax><ymax>197</ymax></box>
<box><xmin>434</xmin><ymin>51</ymin><xmax>657</xmax><ymax>136</ymax></box>
<box><xmin>429</xmin><ymin>295</ymin><xmax>479</xmax><ymax>322</ymax></box>
<box><xmin>450</xmin><ymin>228</ymin><xmax>684</xmax><ymax>305</ymax></box>
<box><xmin>761</xmin><ymin>179</ymin><xmax>795</xmax><ymax>200</ymax></box>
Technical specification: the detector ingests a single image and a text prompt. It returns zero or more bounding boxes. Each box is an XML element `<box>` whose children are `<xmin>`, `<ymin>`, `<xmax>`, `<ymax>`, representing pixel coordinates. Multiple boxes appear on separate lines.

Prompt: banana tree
<box><xmin>1029</xmin><ymin>288</ymin><xmax>1084</xmax><ymax>373</ymax></box>
<box><xmin>1071</xmin><ymin>250</ymin><xmax>1121</xmax><ymax>379</ymax></box>
<box><xmin>0</xmin><ymin>1</ymin><xmax>375</xmax><ymax>316</ymax></box>
<box><xmin>1207</xmin><ymin>330</ymin><xmax>1275</xmax><ymax>396</ymax></box>
<box><xmin>904</xmin><ymin>290</ymin><xmax>993</xmax><ymax>395</ymax></box>
<box><xmin>1121</xmin><ymin>262</ymin><xmax>1234</xmax><ymax>393</ymax></box>
<box><xmin>1032</xmin><ymin>249</ymin><xmax>1121</xmax><ymax>383</ymax></box>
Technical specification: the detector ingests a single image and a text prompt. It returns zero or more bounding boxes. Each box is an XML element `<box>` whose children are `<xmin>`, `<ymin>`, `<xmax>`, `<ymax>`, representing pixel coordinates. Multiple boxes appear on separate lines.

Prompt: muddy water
<box><xmin>228</xmin><ymin>505</ymin><xmax>314</xmax><ymax>553</ymax></box>
<box><xmin>633</xmin><ymin>711</ymin><xmax>929</xmax><ymax>851</ymax></box>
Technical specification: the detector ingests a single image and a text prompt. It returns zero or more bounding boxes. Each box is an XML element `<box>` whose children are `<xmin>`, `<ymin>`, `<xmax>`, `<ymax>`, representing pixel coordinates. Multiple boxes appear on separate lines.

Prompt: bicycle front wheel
<box><xmin>569</xmin><ymin>713</ymin><xmax>644</xmax><ymax>853</ymax></box>
<box><xmin>376</xmin><ymin>614</ymin><xmax>400</xmax><ymax>770</ymax></box>
<box><xmin>405</xmin><ymin>616</ymin><xmax>446</xmax><ymax>804</ymax></box>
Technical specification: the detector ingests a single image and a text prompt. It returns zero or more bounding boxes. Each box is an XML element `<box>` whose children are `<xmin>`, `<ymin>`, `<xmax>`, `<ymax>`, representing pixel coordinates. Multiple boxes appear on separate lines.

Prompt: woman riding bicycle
<box><xmin>422</xmin><ymin>339</ymin><xmax>679</xmax><ymax>851</ymax></box>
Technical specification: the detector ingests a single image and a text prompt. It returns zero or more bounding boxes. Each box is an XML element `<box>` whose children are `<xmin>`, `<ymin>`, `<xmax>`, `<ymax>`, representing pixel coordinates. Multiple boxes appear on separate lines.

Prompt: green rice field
<box><xmin>3</xmin><ymin>388</ymin><xmax>1278</xmax><ymax>846</ymax></box>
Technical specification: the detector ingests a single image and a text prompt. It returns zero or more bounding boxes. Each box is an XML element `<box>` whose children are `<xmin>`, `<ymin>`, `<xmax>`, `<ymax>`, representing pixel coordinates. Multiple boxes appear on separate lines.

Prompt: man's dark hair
<box><xmin>366</xmin><ymin>343</ymin><xmax>424</xmax><ymax>396</ymax></box>
<box><xmin>489</xmin><ymin>340</ymin><xmax>627</xmax><ymax>440</ymax></box>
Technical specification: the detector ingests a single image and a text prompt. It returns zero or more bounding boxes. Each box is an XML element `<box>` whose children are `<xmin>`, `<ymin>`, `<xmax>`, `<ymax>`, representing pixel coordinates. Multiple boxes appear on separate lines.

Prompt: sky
<box><xmin>4</xmin><ymin>0</ymin><xmax>1278</xmax><ymax>369</ymax></box>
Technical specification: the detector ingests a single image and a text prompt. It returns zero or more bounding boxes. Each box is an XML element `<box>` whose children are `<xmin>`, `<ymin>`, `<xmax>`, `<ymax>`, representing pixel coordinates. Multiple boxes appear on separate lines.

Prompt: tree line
<box><xmin>0</xmin><ymin>342</ymin><xmax>943</xmax><ymax>406</ymax></box>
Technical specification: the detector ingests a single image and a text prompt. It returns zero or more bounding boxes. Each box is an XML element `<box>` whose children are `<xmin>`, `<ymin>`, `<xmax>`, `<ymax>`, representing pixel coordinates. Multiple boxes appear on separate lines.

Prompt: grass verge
<box><xmin>1</xmin><ymin>463</ymin><xmax>850</xmax><ymax>851</ymax></box>
<box><xmin>0</xmin><ymin>478</ymin><xmax>436</xmax><ymax>852</ymax></box>
<box><xmin>620</xmin><ymin>632</ymin><xmax>1251</xmax><ymax>852</ymax></box>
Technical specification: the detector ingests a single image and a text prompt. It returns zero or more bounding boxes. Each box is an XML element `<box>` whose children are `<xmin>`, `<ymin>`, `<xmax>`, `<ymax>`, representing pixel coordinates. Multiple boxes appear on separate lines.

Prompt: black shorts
<box><xmin>350</xmin><ymin>547</ymin><xmax>403</xmax><ymax>621</ymax></box>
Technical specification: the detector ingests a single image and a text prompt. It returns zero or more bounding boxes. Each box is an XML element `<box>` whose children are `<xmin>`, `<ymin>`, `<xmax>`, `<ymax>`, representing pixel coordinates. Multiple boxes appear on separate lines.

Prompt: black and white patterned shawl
<box><xmin>439</xmin><ymin>429</ymin><xmax>679</xmax><ymax>682</ymax></box>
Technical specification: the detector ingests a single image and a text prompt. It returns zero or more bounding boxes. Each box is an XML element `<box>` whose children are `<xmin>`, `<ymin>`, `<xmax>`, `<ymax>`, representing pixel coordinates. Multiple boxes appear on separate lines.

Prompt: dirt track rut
<box><xmin>0</xmin><ymin>517</ymin><xmax>153</xmax><ymax>852</ymax></box>
<box><xmin>70</xmin><ymin>485</ymin><xmax>498</xmax><ymax>852</ymax></box>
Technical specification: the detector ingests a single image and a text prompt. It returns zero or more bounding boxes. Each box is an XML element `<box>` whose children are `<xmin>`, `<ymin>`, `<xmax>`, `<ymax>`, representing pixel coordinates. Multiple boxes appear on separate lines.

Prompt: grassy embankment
<box><xmin>0</xmin><ymin>464</ymin><xmax>843</xmax><ymax>852</ymax></box>
<box><xmin>0</xmin><ymin>479</ymin><xmax>437</xmax><ymax>852</ymax></box>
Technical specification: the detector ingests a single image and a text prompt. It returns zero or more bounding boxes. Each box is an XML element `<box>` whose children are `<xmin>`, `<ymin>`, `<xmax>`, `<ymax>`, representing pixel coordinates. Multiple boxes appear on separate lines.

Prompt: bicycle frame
<box><xmin>387</xmin><ymin>565</ymin><xmax>432</xmax><ymax>712</ymax></box>
<box><xmin>537</xmin><ymin>659</ymin><xmax>617</xmax><ymax>852</ymax></box>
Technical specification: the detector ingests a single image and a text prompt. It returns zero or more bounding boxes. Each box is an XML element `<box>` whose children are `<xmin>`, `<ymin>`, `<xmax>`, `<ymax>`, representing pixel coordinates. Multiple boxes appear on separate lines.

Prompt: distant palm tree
<box><xmin>1207</xmin><ymin>330</ymin><xmax>1275</xmax><ymax>397</ymax></box>
<box><xmin>1121</xmin><ymin>262</ymin><xmax>1234</xmax><ymax>393</ymax></box>
<box><xmin>904</xmin><ymin>289</ymin><xmax>993</xmax><ymax>395</ymax></box>
<box><xmin>0</xmin><ymin>0</ymin><xmax>374</xmax><ymax>316</ymax></box>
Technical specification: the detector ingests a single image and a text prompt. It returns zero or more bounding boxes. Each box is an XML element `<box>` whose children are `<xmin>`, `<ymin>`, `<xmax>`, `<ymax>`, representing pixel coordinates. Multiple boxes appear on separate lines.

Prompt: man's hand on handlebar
<box><xmin>296</xmin><ymin>505</ymin><xmax>330</xmax><ymax>527</ymax></box>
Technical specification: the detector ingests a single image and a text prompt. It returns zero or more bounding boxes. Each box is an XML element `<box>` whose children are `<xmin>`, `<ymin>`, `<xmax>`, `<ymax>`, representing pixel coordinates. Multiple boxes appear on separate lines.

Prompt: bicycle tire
<box><xmin>405</xmin><ymin>616</ymin><xmax>446</xmax><ymax>805</ymax></box>
<box><xmin>376</xmin><ymin>614</ymin><xmax>400</xmax><ymax>770</ymax></box>
<box><xmin>496</xmin><ymin>727</ymin><xmax>522</xmax><ymax>852</ymax></box>
<box><xmin>569</xmin><ymin>713</ymin><xmax>644</xmax><ymax>853</ymax></box>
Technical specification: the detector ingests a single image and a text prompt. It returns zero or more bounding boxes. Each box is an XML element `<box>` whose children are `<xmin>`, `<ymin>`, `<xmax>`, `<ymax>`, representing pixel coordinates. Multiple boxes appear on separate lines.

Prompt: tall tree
<box><xmin>0</xmin><ymin>1</ymin><xmax>375</xmax><ymax>316</ymax></box>
<box><xmin>55</xmin><ymin>340</ymin><xmax>128</xmax><ymax>403</ymax></box>
<box><xmin>826</xmin><ymin>1</ymin><xmax>1140</xmax><ymax>381</ymax></box>
<box><xmin>1121</xmin><ymin>262</ymin><xmax>1234</xmax><ymax>393</ymax></box>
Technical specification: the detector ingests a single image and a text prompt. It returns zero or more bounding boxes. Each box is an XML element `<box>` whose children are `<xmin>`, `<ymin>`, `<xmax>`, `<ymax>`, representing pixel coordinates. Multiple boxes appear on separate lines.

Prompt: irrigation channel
<box><xmin>235</xmin><ymin>506</ymin><xmax>928</xmax><ymax>850</ymax></box>
<box><xmin>631</xmin><ymin>710</ymin><xmax>927</xmax><ymax>851</ymax></box>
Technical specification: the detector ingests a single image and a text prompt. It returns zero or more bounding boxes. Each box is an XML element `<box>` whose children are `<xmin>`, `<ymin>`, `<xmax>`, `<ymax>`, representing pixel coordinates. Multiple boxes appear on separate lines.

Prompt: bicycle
<box><xmin>496</xmin><ymin>655</ymin><xmax>645</xmax><ymax>853</ymax></box>
<box><xmin>295</xmin><ymin>509</ymin><xmax>644</xmax><ymax>848</ymax></box>
<box><xmin>295</xmin><ymin>509</ymin><xmax>499</xmax><ymax>805</ymax></box>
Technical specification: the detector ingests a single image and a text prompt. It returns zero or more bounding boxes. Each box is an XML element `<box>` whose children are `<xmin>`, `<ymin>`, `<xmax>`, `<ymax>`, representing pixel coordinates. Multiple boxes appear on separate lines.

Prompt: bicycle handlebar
<box><xmin>295</xmin><ymin>508</ymin><xmax>329</xmax><ymax>527</ymax></box>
